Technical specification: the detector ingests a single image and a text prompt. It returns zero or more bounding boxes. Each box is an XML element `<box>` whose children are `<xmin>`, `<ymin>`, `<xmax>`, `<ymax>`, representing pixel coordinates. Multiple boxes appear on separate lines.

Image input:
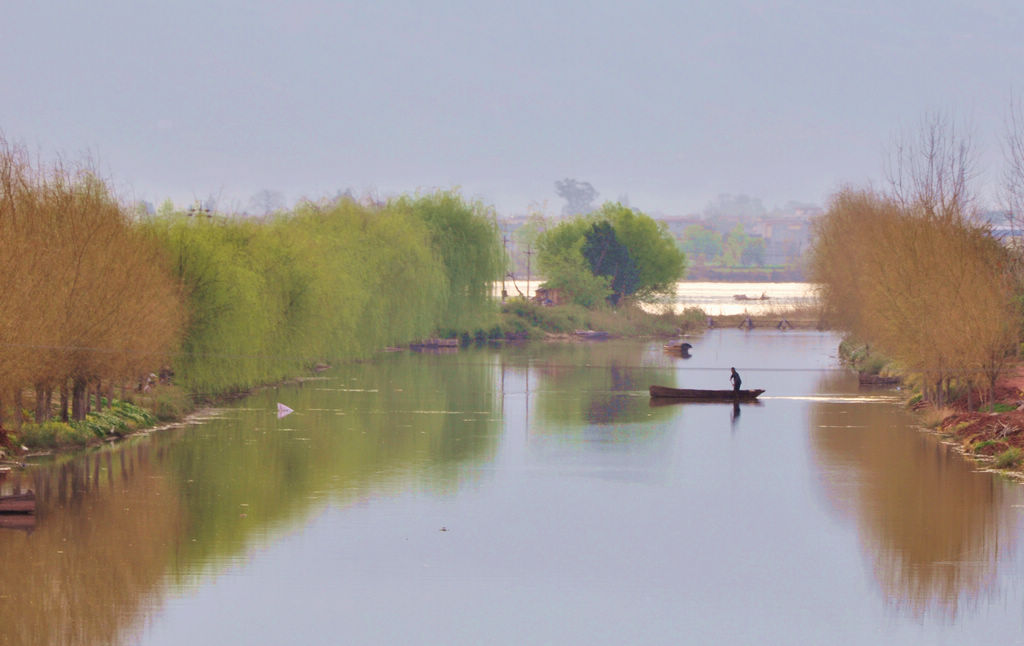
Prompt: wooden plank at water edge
<box><xmin>648</xmin><ymin>385</ymin><xmax>765</xmax><ymax>402</ymax></box>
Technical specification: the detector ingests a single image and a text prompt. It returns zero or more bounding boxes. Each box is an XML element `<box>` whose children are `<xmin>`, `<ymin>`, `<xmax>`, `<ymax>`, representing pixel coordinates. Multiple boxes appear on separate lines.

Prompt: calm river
<box><xmin>2</xmin><ymin>330</ymin><xmax>1024</xmax><ymax>645</ymax></box>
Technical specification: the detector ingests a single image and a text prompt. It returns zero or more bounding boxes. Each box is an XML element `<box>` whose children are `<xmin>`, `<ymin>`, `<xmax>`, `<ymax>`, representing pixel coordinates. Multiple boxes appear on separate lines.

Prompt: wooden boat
<box><xmin>0</xmin><ymin>491</ymin><xmax>35</xmax><ymax>514</ymax></box>
<box><xmin>662</xmin><ymin>341</ymin><xmax>692</xmax><ymax>355</ymax></box>
<box><xmin>649</xmin><ymin>385</ymin><xmax>765</xmax><ymax>401</ymax></box>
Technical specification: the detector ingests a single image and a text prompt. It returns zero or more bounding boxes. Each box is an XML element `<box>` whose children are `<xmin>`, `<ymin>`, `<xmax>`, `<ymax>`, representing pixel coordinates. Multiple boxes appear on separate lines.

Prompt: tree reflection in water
<box><xmin>0</xmin><ymin>350</ymin><xmax>502</xmax><ymax>646</ymax></box>
<box><xmin>0</xmin><ymin>444</ymin><xmax>181</xmax><ymax>646</ymax></box>
<box><xmin>808</xmin><ymin>374</ymin><xmax>1021</xmax><ymax>618</ymax></box>
<box><xmin>531</xmin><ymin>341</ymin><xmax>677</xmax><ymax>427</ymax></box>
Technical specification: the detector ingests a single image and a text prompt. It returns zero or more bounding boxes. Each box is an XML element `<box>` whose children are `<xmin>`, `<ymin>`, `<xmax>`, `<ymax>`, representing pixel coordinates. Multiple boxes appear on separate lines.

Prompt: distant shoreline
<box><xmin>685</xmin><ymin>266</ymin><xmax>805</xmax><ymax>282</ymax></box>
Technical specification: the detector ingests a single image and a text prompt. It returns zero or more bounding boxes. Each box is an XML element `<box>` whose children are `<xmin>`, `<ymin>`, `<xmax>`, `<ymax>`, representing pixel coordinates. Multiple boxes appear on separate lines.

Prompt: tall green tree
<box><xmin>599</xmin><ymin>203</ymin><xmax>686</xmax><ymax>298</ymax></box>
<box><xmin>536</xmin><ymin>202</ymin><xmax>686</xmax><ymax>307</ymax></box>
<box><xmin>582</xmin><ymin>221</ymin><xmax>638</xmax><ymax>305</ymax></box>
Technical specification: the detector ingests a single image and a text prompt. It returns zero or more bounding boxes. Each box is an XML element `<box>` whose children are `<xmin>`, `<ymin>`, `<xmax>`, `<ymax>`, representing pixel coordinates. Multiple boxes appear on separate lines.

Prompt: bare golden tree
<box><xmin>0</xmin><ymin>139</ymin><xmax>185</xmax><ymax>422</ymax></box>
<box><xmin>811</xmin><ymin>186</ymin><xmax>1017</xmax><ymax>407</ymax></box>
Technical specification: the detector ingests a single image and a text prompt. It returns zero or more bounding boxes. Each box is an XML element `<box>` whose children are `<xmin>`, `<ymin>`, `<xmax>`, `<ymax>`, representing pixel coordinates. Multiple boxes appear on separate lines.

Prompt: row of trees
<box><xmin>535</xmin><ymin>202</ymin><xmax>686</xmax><ymax>307</ymax></box>
<box><xmin>143</xmin><ymin>191</ymin><xmax>504</xmax><ymax>395</ymax></box>
<box><xmin>811</xmin><ymin>116</ymin><xmax>1021</xmax><ymax>406</ymax></box>
<box><xmin>680</xmin><ymin>223</ymin><xmax>765</xmax><ymax>267</ymax></box>
<box><xmin>0</xmin><ymin>134</ymin><xmax>505</xmax><ymax>420</ymax></box>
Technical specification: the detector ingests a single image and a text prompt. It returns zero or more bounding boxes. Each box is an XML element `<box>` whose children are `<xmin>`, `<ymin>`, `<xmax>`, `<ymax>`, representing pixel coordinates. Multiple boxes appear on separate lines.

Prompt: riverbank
<box><xmin>927</xmin><ymin>364</ymin><xmax>1024</xmax><ymax>479</ymax></box>
<box><xmin>837</xmin><ymin>339</ymin><xmax>1024</xmax><ymax>479</ymax></box>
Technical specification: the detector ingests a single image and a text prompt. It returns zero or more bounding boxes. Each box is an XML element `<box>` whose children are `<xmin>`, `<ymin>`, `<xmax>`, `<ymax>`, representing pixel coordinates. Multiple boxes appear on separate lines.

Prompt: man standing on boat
<box><xmin>730</xmin><ymin>367</ymin><xmax>742</xmax><ymax>394</ymax></box>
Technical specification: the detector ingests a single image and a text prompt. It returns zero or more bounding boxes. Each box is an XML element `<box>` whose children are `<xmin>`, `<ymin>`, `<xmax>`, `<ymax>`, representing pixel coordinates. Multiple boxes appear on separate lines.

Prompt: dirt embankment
<box><xmin>933</xmin><ymin>364</ymin><xmax>1024</xmax><ymax>473</ymax></box>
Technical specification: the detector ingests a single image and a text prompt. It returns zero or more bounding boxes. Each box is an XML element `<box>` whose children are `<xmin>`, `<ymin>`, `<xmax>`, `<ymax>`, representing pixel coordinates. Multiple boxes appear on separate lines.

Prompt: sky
<box><xmin>2</xmin><ymin>0</ymin><xmax>1022</xmax><ymax>217</ymax></box>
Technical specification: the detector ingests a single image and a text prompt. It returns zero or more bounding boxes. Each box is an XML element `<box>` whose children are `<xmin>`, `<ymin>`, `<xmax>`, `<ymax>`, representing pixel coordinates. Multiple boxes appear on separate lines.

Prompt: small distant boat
<box><xmin>0</xmin><ymin>491</ymin><xmax>35</xmax><ymax>514</ymax></box>
<box><xmin>649</xmin><ymin>385</ymin><xmax>765</xmax><ymax>401</ymax></box>
<box><xmin>663</xmin><ymin>341</ymin><xmax>693</xmax><ymax>357</ymax></box>
<box><xmin>734</xmin><ymin>293</ymin><xmax>770</xmax><ymax>301</ymax></box>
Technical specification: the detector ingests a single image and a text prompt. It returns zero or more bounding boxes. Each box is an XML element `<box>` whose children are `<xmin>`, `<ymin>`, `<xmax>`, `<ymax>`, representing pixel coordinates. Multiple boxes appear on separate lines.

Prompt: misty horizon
<box><xmin>3</xmin><ymin>1</ymin><xmax>1021</xmax><ymax>218</ymax></box>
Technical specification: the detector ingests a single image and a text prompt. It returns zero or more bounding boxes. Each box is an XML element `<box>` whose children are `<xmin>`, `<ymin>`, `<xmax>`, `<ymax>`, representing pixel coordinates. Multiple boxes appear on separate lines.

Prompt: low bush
<box><xmin>19</xmin><ymin>421</ymin><xmax>91</xmax><ymax>450</ymax></box>
<box><xmin>995</xmin><ymin>447</ymin><xmax>1023</xmax><ymax>469</ymax></box>
<box><xmin>679</xmin><ymin>306</ymin><xmax>707</xmax><ymax>329</ymax></box>
<box><xmin>972</xmin><ymin>439</ymin><xmax>1005</xmax><ymax>454</ymax></box>
<box><xmin>919</xmin><ymin>406</ymin><xmax>954</xmax><ymax>429</ymax></box>
<box><xmin>131</xmin><ymin>386</ymin><xmax>191</xmax><ymax>421</ymax></box>
<box><xmin>981</xmin><ymin>402</ymin><xmax>1018</xmax><ymax>413</ymax></box>
<box><xmin>18</xmin><ymin>398</ymin><xmax>166</xmax><ymax>451</ymax></box>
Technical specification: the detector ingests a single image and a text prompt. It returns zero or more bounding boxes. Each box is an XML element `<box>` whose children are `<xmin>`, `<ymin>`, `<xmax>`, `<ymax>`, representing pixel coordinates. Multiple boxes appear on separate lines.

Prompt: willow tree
<box><xmin>278</xmin><ymin>197</ymin><xmax>447</xmax><ymax>361</ymax></box>
<box><xmin>143</xmin><ymin>215</ymin><xmax>290</xmax><ymax>394</ymax></box>
<box><xmin>391</xmin><ymin>191</ymin><xmax>505</xmax><ymax>329</ymax></box>
<box><xmin>145</xmin><ymin>196</ymin><xmax>449</xmax><ymax>395</ymax></box>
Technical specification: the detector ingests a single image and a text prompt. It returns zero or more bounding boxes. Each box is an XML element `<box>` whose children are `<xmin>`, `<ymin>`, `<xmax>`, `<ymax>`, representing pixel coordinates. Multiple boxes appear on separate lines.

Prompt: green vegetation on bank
<box><xmin>493</xmin><ymin>299</ymin><xmax>704</xmax><ymax>339</ymax></box>
<box><xmin>142</xmin><ymin>191</ymin><xmax>503</xmax><ymax>396</ymax></box>
<box><xmin>15</xmin><ymin>399</ymin><xmax>159</xmax><ymax>451</ymax></box>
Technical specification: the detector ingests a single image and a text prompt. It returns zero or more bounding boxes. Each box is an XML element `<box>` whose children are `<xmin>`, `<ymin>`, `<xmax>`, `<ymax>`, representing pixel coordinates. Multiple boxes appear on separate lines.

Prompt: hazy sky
<box><xmin>2</xmin><ymin>0</ymin><xmax>1022</xmax><ymax>216</ymax></box>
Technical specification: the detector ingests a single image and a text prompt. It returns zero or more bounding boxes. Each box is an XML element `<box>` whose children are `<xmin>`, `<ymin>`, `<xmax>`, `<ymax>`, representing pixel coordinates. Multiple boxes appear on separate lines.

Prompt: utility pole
<box><xmin>525</xmin><ymin>245</ymin><xmax>534</xmax><ymax>300</ymax></box>
<box><xmin>501</xmin><ymin>235</ymin><xmax>509</xmax><ymax>302</ymax></box>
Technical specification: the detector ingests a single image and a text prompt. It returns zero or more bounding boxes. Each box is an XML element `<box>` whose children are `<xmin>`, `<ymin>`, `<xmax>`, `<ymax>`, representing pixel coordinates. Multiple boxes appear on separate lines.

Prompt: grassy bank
<box><xmin>483</xmin><ymin>299</ymin><xmax>709</xmax><ymax>340</ymax></box>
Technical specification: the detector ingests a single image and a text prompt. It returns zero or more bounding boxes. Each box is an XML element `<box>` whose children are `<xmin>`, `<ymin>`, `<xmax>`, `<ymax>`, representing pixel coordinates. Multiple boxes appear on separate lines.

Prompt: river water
<box><xmin>2</xmin><ymin>329</ymin><xmax>1024</xmax><ymax>645</ymax></box>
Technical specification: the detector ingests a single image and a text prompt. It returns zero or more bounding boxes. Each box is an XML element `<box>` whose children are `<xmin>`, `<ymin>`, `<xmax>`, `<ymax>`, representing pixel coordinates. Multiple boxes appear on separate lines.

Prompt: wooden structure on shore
<box><xmin>409</xmin><ymin>338</ymin><xmax>459</xmax><ymax>350</ymax></box>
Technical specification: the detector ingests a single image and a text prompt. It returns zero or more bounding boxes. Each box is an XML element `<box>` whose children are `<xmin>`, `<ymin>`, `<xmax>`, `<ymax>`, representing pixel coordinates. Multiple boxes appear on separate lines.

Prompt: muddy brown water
<box><xmin>2</xmin><ymin>329</ymin><xmax>1023</xmax><ymax>645</ymax></box>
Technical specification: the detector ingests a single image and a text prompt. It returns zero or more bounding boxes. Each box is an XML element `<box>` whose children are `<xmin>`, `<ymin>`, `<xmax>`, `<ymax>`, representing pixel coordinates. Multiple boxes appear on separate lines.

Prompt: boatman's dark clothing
<box><xmin>730</xmin><ymin>369</ymin><xmax>741</xmax><ymax>392</ymax></box>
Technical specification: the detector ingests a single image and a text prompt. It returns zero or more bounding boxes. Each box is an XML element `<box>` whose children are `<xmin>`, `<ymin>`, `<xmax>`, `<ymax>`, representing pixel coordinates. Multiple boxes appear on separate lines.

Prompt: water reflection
<box><xmin>0</xmin><ymin>351</ymin><xmax>501</xmax><ymax>646</ymax></box>
<box><xmin>808</xmin><ymin>373</ymin><xmax>1020</xmax><ymax>617</ymax></box>
<box><xmin>0</xmin><ymin>444</ymin><xmax>181</xmax><ymax>646</ymax></box>
<box><xmin>529</xmin><ymin>342</ymin><xmax>677</xmax><ymax>426</ymax></box>
<box><xmin>5</xmin><ymin>337</ymin><xmax>1024</xmax><ymax>645</ymax></box>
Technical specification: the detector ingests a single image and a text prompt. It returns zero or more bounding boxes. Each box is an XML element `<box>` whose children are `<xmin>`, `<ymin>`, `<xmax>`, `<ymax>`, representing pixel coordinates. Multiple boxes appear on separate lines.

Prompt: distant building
<box><xmin>750</xmin><ymin>216</ymin><xmax>816</xmax><ymax>266</ymax></box>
